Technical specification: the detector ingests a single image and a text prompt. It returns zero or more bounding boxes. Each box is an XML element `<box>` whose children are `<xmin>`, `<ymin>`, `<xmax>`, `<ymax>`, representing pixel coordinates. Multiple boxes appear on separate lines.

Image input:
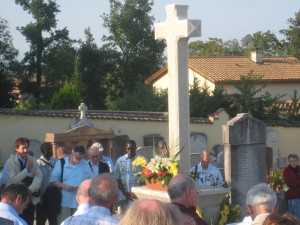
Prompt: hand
<box><xmin>65</xmin><ymin>185</ymin><xmax>76</xmax><ymax>192</ymax></box>
<box><xmin>125</xmin><ymin>192</ymin><xmax>138</xmax><ymax>200</ymax></box>
<box><xmin>25</xmin><ymin>160</ymin><xmax>33</xmax><ymax>170</ymax></box>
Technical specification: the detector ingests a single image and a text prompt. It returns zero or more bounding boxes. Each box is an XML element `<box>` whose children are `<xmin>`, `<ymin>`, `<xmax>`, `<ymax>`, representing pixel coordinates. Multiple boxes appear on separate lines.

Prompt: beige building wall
<box><xmin>0</xmin><ymin>111</ymin><xmax>298</xmax><ymax>167</ymax></box>
<box><xmin>153</xmin><ymin>70</ymin><xmax>299</xmax><ymax>100</ymax></box>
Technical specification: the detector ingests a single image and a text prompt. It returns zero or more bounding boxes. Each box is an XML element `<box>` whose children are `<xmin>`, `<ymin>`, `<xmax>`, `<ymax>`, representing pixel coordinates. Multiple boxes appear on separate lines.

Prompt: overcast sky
<box><xmin>1</xmin><ymin>0</ymin><xmax>299</xmax><ymax>57</ymax></box>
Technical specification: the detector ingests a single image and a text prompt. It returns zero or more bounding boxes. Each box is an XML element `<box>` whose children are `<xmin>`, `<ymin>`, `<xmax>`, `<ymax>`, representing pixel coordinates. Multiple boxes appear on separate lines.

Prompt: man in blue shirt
<box><xmin>49</xmin><ymin>144</ymin><xmax>93</xmax><ymax>224</ymax></box>
<box><xmin>0</xmin><ymin>183</ymin><xmax>30</xmax><ymax>225</ymax></box>
<box><xmin>113</xmin><ymin>140</ymin><xmax>144</xmax><ymax>201</ymax></box>
<box><xmin>61</xmin><ymin>174</ymin><xmax>119</xmax><ymax>225</ymax></box>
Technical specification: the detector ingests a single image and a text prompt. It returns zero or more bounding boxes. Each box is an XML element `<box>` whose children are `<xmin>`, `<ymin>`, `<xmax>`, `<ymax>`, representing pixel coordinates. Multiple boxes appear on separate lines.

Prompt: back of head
<box><xmin>77</xmin><ymin>179</ymin><xmax>92</xmax><ymax>204</ymax></box>
<box><xmin>246</xmin><ymin>183</ymin><xmax>277</xmax><ymax>211</ymax></box>
<box><xmin>1</xmin><ymin>183</ymin><xmax>30</xmax><ymax>202</ymax></box>
<box><xmin>119</xmin><ymin>199</ymin><xmax>183</xmax><ymax>225</ymax></box>
<box><xmin>168</xmin><ymin>174</ymin><xmax>196</xmax><ymax>199</ymax></box>
<box><xmin>263</xmin><ymin>213</ymin><xmax>300</xmax><ymax>225</ymax></box>
<box><xmin>88</xmin><ymin>173</ymin><xmax>118</xmax><ymax>205</ymax></box>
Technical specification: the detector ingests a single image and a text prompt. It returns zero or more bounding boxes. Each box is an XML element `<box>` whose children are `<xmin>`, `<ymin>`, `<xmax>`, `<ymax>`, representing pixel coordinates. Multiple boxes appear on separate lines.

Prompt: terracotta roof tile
<box><xmin>146</xmin><ymin>56</ymin><xmax>300</xmax><ymax>84</ymax></box>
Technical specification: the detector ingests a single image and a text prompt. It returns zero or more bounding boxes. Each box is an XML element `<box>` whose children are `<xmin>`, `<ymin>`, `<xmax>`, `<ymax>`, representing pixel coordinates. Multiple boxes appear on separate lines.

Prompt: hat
<box><xmin>92</xmin><ymin>142</ymin><xmax>104</xmax><ymax>151</ymax></box>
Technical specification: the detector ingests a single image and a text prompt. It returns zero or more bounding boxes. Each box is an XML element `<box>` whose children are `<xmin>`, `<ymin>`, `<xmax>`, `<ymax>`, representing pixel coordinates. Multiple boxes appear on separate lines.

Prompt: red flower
<box><xmin>157</xmin><ymin>171</ymin><xmax>166</xmax><ymax>177</ymax></box>
<box><xmin>143</xmin><ymin>170</ymin><xmax>153</xmax><ymax>177</ymax></box>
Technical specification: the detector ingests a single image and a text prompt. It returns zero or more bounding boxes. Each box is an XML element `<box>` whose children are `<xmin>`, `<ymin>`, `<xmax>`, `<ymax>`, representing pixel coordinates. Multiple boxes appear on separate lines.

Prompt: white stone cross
<box><xmin>155</xmin><ymin>4</ymin><xmax>201</xmax><ymax>173</ymax></box>
<box><xmin>79</xmin><ymin>103</ymin><xmax>88</xmax><ymax>119</ymax></box>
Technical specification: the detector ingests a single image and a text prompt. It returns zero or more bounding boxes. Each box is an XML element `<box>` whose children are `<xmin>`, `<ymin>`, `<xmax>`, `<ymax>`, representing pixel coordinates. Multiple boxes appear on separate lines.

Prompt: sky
<box><xmin>1</xmin><ymin>0</ymin><xmax>300</xmax><ymax>58</ymax></box>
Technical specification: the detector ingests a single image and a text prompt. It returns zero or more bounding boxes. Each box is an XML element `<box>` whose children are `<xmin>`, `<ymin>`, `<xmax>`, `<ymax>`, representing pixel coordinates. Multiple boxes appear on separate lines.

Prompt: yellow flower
<box><xmin>132</xmin><ymin>157</ymin><xmax>147</xmax><ymax>167</ymax></box>
<box><xmin>169</xmin><ymin>162</ymin><xmax>178</xmax><ymax>176</ymax></box>
<box><xmin>196</xmin><ymin>207</ymin><xmax>202</xmax><ymax>218</ymax></box>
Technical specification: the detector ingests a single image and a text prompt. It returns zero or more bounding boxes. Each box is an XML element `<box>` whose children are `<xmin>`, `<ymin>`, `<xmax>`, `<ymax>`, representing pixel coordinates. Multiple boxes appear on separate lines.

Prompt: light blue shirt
<box><xmin>0</xmin><ymin>202</ymin><xmax>27</xmax><ymax>225</ymax></box>
<box><xmin>49</xmin><ymin>156</ymin><xmax>93</xmax><ymax>208</ymax></box>
<box><xmin>190</xmin><ymin>163</ymin><xmax>224</xmax><ymax>187</ymax></box>
<box><xmin>100</xmin><ymin>156</ymin><xmax>114</xmax><ymax>172</ymax></box>
<box><xmin>0</xmin><ymin>165</ymin><xmax>8</xmax><ymax>185</ymax></box>
<box><xmin>61</xmin><ymin>206</ymin><xmax>118</xmax><ymax>225</ymax></box>
<box><xmin>113</xmin><ymin>154</ymin><xmax>144</xmax><ymax>200</ymax></box>
<box><xmin>61</xmin><ymin>203</ymin><xmax>91</xmax><ymax>225</ymax></box>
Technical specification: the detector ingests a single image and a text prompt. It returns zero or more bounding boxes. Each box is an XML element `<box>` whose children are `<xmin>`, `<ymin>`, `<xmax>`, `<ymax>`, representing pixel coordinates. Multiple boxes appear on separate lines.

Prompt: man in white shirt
<box><xmin>91</xmin><ymin>143</ymin><xmax>114</xmax><ymax>172</ymax></box>
<box><xmin>190</xmin><ymin>150</ymin><xmax>223</xmax><ymax>187</ymax></box>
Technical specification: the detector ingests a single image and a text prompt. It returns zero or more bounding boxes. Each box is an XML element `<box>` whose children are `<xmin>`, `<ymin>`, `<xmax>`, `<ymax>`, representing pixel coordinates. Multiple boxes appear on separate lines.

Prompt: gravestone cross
<box><xmin>79</xmin><ymin>103</ymin><xmax>87</xmax><ymax>119</ymax></box>
<box><xmin>155</xmin><ymin>5</ymin><xmax>201</xmax><ymax>173</ymax></box>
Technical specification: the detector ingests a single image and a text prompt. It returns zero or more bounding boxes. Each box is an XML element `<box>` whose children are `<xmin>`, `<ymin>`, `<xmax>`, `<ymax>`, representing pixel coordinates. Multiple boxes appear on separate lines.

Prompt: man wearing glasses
<box><xmin>87</xmin><ymin>145</ymin><xmax>110</xmax><ymax>177</ymax></box>
<box><xmin>168</xmin><ymin>174</ymin><xmax>208</xmax><ymax>225</ymax></box>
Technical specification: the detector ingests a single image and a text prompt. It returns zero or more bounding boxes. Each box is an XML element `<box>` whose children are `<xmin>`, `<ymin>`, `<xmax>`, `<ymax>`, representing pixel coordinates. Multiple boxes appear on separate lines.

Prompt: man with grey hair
<box><xmin>167</xmin><ymin>174</ymin><xmax>208</xmax><ymax>225</ymax></box>
<box><xmin>61</xmin><ymin>174</ymin><xmax>119</xmax><ymax>225</ymax></box>
<box><xmin>246</xmin><ymin>183</ymin><xmax>277</xmax><ymax>225</ymax></box>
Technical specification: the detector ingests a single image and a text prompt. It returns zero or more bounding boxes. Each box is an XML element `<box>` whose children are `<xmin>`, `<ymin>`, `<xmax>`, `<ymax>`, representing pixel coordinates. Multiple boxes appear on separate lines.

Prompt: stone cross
<box><xmin>79</xmin><ymin>103</ymin><xmax>87</xmax><ymax>119</ymax></box>
<box><xmin>155</xmin><ymin>5</ymin><xmax>201</xmax><ymax>173</ymax></box>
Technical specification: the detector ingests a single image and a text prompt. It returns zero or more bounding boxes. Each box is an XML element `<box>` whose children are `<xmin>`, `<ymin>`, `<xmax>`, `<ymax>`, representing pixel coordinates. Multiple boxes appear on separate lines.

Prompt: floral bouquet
<box><xmin>266</xmin><ymin>168</ymin><xmax>286</xmax><ymax>194</ymax></box>
<box><xmin>132</xmin><ymin>155</ymin><xmax>179</xmax><ymax>187</ymax></box>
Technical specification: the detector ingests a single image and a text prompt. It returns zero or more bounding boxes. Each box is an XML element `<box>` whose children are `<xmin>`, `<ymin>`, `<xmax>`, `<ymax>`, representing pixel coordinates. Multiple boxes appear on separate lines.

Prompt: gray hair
<box><xmin>88</xmin><ymin>173</ymin><xmax>118</xmax><ymax>204</ymax></box>
<box><xmin>246</xmin><ymin>183</ymin><xmax>277</xmax><ymax>210</ymax></box>
<box><xmin>167</xmin><ymin>174</ymin><xmax>197</xmax><ymax>199</ymax></box>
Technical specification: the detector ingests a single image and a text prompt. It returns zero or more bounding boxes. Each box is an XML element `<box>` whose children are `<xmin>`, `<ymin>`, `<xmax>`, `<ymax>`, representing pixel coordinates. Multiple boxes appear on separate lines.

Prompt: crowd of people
<box><xmin>0</xmin><ymin>137</ymin><xmax>299</xmax><ymax>225</ymax></box>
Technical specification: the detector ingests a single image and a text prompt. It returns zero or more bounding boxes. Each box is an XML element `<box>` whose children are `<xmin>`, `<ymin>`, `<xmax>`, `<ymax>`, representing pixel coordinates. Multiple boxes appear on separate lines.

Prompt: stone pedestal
<box><xmin>132</xmin><ymin>186</ymin><xmax>229</xmax><ymax>223</ymax></box>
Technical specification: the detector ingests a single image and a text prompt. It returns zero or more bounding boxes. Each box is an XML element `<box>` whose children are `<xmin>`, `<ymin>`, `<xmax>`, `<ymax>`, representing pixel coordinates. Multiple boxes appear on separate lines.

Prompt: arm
<box><xmin>28</xmin><ymin>157</ymin><xmax>43</xmax><ymax>193</ymax></box>
<box><xmin>6</xmin><ymin>157</ymin><xmax>28</xmax><ymax>185</ymax></box>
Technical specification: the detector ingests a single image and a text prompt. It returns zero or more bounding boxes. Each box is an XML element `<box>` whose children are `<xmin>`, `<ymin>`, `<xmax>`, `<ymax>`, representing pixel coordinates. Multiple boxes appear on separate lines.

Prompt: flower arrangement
<box><xmin>266</xmin><ymin>168</ymin><xmax>286</xmax><ymax>194</ymax></box>
<box><xmin>132</xmin><ymin>155</ymin><xmax>179</xmax><ymax>187</ymax></box>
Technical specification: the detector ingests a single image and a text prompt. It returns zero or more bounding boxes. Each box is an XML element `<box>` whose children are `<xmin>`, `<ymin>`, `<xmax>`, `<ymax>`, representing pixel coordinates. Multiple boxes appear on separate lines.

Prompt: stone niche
<box><xmin>45</xmin><ymin>125</ymin><xmax>115</xmax><ymax>160</ymax></box>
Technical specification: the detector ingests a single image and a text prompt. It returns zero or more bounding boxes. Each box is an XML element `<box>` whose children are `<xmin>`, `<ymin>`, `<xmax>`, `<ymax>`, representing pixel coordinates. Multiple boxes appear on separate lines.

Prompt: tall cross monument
<box><xmin>155</xmin><ymin>5</ymin><xmax>201</xmax><ymax>173</ymax></box>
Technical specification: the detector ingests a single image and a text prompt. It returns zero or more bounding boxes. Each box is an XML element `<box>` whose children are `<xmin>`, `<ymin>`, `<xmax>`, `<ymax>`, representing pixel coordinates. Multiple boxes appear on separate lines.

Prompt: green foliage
<box><xmin>219</xmin><ymin>195</ymin><xmax>241</xmax><ymax>225</ymax></box>
<box><xmin>15</xmin><ymin>0</ymin><xmax>71</xmax><ymax>102</ymax></box>
<box><xmin>280</xmin><ymin>10</ymin><xmax>300</xmax><ymax>59</ymax></box>
<box><xmin>0</xmin><ymin>18</ymin><xmax>19</xmax><ymax>108</ymax></box>
<box><xmin>252</xmin><ymin>31</ymin><xmax>284</xmax><ymax>56</ymax></box>
<box><xmin>102</xmin><ymin>0</ymin><xmax>165</xmax><ymax>102</ymax></box>
<box><xmin>189</xmin><ymin>77</ymin><xmax>231</xmax><ymax>117</ymax></box>
<box><xmin>266</xmin><ymin>168</ymin><xmax>286</xmax><ymax>194</ymax></box>
<box><xmin>108</xmin><ymin>81</ymin><xmax>167</xmax><ymax>111</ymax></box>
<box><xmin>284</xmin><ymin>90</ymin><xmax>300</xmax><ymax>121</ymax></box>
<box><xmin>49</xmin><ymin>81</ymin><xmax>82</xmax><ymax>109</ymax></box>
<box><xmin>229</xmin><ymin>71</ymin><xmax>283</xmax><ymax>120</ymax></box>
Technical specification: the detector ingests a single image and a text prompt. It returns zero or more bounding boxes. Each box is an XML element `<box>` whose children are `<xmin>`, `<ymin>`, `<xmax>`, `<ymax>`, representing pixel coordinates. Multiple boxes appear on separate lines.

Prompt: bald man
<box><xmin>87</xmin><ymin>146</ymin><xmax>110</xmax><ymax>178</ymax></box>
<box><xmin>190</xmin><ymin>150</ymin><xmax>223</xmax><ymax>187</ymax></box>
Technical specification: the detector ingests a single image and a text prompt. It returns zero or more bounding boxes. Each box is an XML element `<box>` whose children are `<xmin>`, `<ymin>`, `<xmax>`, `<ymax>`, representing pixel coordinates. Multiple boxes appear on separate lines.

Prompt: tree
<box><xmin>15</xmin><ymin>0</ymin><xmax>71</xmax><ymax>103</ymax></box>
<box><xmin>280</xmin><ymin>10</ymin><xmax>300</xmax><ymax>59</ymax></box>
<box><xmin>229</xmin><ymin>71</ymin><xmax>283</xmax><ymax>120</ymax></box>
<box><xmin>252</xmin><ymin>31</ymin><xmax>283</xmax><ymax>56</ymax></box>
<box><xmin>49</xmin><ymin>81</ymin><xmax>82</xmax><ymax>109</ymax></box>
<box><xmin>189</xmin><ymin>77</ymin><xmax>231</xmax><ymax>117</ymax></box>
<box><xmin>109</xmin><ymin>81</ymin><xmax>167</xmax><ymax>111</ymax></box>
<box><xmin>189</xmin><ymin>38</ymin><xmax>243</xmax><ymax>56</ymax></box>
<box><xmin>76</xmin><ymin>28</ymin><xmax>114</xmax><ymax>109</ymax></box>
<box><xmin>101</xmin><ymin>0</ymin><xmax>165</xmax><ymax>105</ymax></box>
<box><xmin>0</xmin><ymin>18</ymin><xmax>19</xmax><ymax>108</ymax></box>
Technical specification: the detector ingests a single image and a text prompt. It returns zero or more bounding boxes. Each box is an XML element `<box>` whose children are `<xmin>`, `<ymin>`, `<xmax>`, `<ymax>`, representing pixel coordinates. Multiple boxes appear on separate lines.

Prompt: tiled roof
<box><xmin>145</xmin><ymin>56</ymin><xmax>300</xmax><ymax>84</ymax></box>
<box><xmin>0</xmin><ymin>108</ymin><xmax>212</xmax><ymax>124</ymax></box>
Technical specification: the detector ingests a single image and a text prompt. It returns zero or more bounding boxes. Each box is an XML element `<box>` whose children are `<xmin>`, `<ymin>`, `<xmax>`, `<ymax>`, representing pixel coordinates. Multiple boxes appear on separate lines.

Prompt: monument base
<box><xmin>132</xmin><ymin>186</ymin><xmax>230</xmax><ymax>223</ymax></box>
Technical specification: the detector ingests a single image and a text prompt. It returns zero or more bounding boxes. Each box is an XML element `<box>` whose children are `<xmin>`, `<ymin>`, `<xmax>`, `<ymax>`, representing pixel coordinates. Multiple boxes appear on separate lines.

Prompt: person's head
<box><xmin>1</xmin><ymin>183</ymin><xmax>30</xmax><ymax>215</ymax></box>
<box><xmin>119</xmin><ymin>199</ymin><xmax>183</xmax><ymax>225</ymax></box>
<box><xmin>40</xmin><ymin>142</ymin><xmax>53</xmax><ymax>159</ymax></box>
<box><xmin>76</xmin><ymin>179</ymin><xmax>92</xmax><ymax>205</ymax></box>
<box><xmin>263</xmin><ymin>213</ymin><xmax>300</xmax><ymax>225</ymax></box>
<box><xmin>167</xmin><ymin>174</ymin><xmax>199</xmax><ymax>208</ymax></box>
<box><xmin>56</xmin><ymin>146</ymin><xmax>69</xmax><ymax>159</ymax></box>
<box><xmin>91</xmin><ymin>142</ymin><xmax>104</xmax><ymax>160</ymax></box>
<box><xmin>70</xmin><ymin>145</ymin><xmax>85</xmax><ymax>165</ymax></box>
<box><xmin>87</xmin><ymin>146</ymin><xmax>100</xmax><ymax>165</ymax></box>
<box><xmin>287</xmin><ymin>154</ymin><xmax>299</xmax><ymax>168</ymax></box>
<box><xmin>15</xmin><ymin>137</ymin><xmax>30</xmax><ymax>158</ymax></box>
<box><xmin>200</xmin><ymin>150</ymin><xmax>211</xmax><ymax>169</ymax></box>
<box><xmin>157</xmin><ymin>141</ymin><xmax>167</xmax><ymax>154</ymax></box>
<box><xmin>246</xmin><ymin>183</ymin><xmax>277</xmax><ymax>220</ymax></box>
<box><xmin>125</xmin><ymin>140</ymin><xmax>137</xmax><ymax>159</ymax></box>
<box><xmin>88</xmin><ymin>173</ymin><xmax>118</xmax><ymax>208</ymax></box>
